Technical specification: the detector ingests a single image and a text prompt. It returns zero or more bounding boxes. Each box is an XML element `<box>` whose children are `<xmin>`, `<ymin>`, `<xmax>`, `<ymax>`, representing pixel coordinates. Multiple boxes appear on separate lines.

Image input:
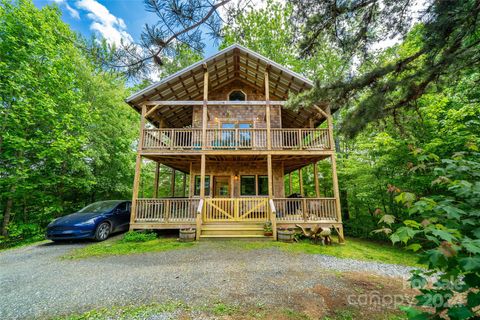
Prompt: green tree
<box><xmin>289</xmin><ymin>0</ymin><xmax>480</xmax><ymax>138</ymax></box>
<box><xmin>0</xmin><ymin>0</ymin><xmax>138</xmax><ymax>245</ymax></box>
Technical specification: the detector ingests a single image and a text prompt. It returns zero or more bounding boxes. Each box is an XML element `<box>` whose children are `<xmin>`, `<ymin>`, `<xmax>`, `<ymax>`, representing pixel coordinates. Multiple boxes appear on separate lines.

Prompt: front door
<box><xmin>213</xmin><ymin>176</ymin><xmax>230</xmax><ymax>198</ymax></box>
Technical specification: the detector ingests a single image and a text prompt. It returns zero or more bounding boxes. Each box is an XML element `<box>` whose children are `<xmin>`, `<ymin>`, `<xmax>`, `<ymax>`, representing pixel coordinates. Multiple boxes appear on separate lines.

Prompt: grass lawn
<box><xmin>62</xmin><ymin>233</ymin><xmax>421</xmax><ymax>267</ymax></box>
<box><xmin>54</xmin><ymin>301</ymin><xmax>406</xmax><ymax>320</ymax></box>
<box><xmin>62</xmin><ymin>237</ymin><xmax>195</xmax><ymax>259</ymax></box>
<box><xmin>216</xmin><ymin>237</ymin><xmax>423</xmax><ymax>267</ymax></box>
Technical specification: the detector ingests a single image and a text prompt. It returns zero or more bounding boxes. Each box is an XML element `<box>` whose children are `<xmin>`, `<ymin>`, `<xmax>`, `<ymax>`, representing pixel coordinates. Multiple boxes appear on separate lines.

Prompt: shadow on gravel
<box><xmin>39</xmin><ymin>233</ymin><xmax>126</xmax><ymax>247</ymax></box>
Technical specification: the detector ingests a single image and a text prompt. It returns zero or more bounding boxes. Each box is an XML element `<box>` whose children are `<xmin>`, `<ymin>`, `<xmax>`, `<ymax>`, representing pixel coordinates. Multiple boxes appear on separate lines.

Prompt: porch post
<box><xmin>189</xmin><ymin>161</ymin><xmax>194</xmax><ymax>197</ymax></box>
<box><xmin>130</xmin><ymin>103</ymin><xmax>147</xmax><ymax>230</ymax></box>
<box><xmin>326</xmin><ymin>106</ymin><xmax>344</xmax><ymax>243</ymax></box>
<box><xmin>202</xmin><ymin>64</ymin><xmax>208</xmax><ymax>150</ymax></box>
<box><xmin>267</xmin><ymin>155</ymin><xmax>273</xmax><ymax>196</ymax></box>
<box><xmin>265</xmin><ymin>67</ymin><xmax>271</xmax><ymax>150</ymax></box>
<box><xmin>313</xmin><ymin>162</ymin><xmax>320</xmax><ymax>198</ymax></box>
<box><xmin>200</xmin><ymin>154</ymin><xmax>206</xmax><ymax>198</ymax></box>
<box><xmin>153</xmin><ymin>162</ymin><xmax>160</xmax><ymax>198</ymax></box>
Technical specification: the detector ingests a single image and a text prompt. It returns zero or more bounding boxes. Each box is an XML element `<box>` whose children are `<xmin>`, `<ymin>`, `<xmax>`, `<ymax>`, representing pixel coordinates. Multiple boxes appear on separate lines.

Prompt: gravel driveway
<box><xmin>0</xmin><ymin>240</ymin><xmax>416</xmax><ymax>319</ymax></box>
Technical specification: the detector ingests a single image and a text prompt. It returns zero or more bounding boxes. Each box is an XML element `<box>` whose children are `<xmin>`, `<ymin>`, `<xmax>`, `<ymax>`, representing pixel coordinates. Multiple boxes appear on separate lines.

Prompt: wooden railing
<box><xmin>271</xmin><ymin>129</ymin><xmax>330</xmax><ymax>150</ymax></box>
<box><xmin>133</xmin><ymin>198</ymin><xmax>339</xmax><ymax>224</ymax></box>
<box><xmin>273</xmin><ymin>198</ymin><xmax>337</xmax><ymax>222</ymax></box>
<box><xmin>205</xmin><ymin>128</ymin><xmax>267</xmax><ymax>149</ymax></box>
<box><xmin>135</xmin><ymin>198</ymin><xmax>199</xmax><ymax>223</ymax></box>
<box><xmin>143</xmin><ymin>129</ymin><xmax>202</xmax><ymax>149</ymax></box>
<box><xmin>142</xmin><ymin>128</ymin><xmax>330</xmax><ymax>151</ymax></box>
<box><xmin>203</xmin><ymin>198</ymin><xmax>269</xmax><ymax>222</ymax></box>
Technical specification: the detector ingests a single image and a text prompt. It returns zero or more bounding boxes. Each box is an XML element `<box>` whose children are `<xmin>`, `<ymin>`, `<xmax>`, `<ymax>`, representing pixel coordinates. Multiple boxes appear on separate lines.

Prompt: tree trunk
<box><xmin>1</xmin><ymin>185</ymin><xmax>16</xmax><ymax>237</ymax></box>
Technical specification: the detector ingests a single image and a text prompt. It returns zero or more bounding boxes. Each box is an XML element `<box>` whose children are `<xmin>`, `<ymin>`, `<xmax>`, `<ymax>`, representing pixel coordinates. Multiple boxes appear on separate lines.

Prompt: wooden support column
<box><xmin>182</xmin><ymin>172</ymin><xmax>187</xmax><ymax>197</ymax></box>
<box><xmin>200</xmin><ymin>154</ymin><xmax>206</xmax><ymax>198</ymax></box>
<box><xmin>202</xmin><ymin>64</ymin><xmax>208</xmax><ymax>150</ymax></box>
<box><xmin>326</xmin><ymin>106</ymin><xmax>344</xmax><ymax>243</ymax></box>
<box><xmin>298</xmin><ymin>168</ymin><xmax>304</xmax><ymax>196</ymax></box>
<box><xmin>189</xmin><ymin>162</ymin><xmax>194</xmax><ymax>197</ymax></box>
<box><xmin>267</xmin><ymin>155</ymin><xmax>273</xmax><ymax>197</ymax></box>
<box><xmin>313</xmin><ymin>162</ymin><xmax>320</xmax><ymax>197</ymax></box>
<box><xmin>130</xmin><ymin>104</ymin><xmax>147</xmax><ymax>230</ymax></box>
<box><xmin>153</xmin><ymin>162</ymin><xmax>160</xmax><ymax>198</ymax></box>
<box><xmin>265</xmin><ymin>68</ymin><xmax>271</xmax><ymax>150</ymax></box>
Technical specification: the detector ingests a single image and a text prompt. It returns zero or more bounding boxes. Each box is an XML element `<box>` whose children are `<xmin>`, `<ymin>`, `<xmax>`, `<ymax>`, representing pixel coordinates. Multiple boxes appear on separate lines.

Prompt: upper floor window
<box><xmin>229</xmin><ymin>90</ymin><xmax>246</xmax><ymax>101</ymax></box>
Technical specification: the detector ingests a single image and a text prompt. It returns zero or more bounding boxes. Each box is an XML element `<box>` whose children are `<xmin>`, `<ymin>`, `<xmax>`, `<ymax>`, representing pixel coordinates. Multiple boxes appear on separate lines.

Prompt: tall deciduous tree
<box><xmin>0</xmin><ymin>0</ymin><xmax>137</xmax><ymax>242</ymax></box>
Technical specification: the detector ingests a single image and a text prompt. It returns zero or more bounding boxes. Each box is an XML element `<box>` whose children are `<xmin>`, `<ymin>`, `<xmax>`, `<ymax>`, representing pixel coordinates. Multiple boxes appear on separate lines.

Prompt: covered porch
<box><xmin>129</xmin><ymin>154</ymin><xmax>344</xmax><ymax>241</ymax></box>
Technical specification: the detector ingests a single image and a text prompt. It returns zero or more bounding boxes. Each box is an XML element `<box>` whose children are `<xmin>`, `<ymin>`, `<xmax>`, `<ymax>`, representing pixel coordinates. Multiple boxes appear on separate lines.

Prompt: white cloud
<box><xmin>75</xmin><ymin>0</ymin><xmax>133</xmax><ymax>45</ymax></box>
<box><xmin>53</xmin><ymin>0</ymin><xmax>80</xmax><ymax>20</ymax></box>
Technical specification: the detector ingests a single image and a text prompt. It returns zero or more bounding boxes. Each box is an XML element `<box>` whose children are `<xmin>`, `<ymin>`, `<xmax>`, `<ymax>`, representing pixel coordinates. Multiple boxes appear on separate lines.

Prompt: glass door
<box><xmin>213</xmin><ymin>176</ymin><xmax>231</xmax><ymax>198</ymax></box>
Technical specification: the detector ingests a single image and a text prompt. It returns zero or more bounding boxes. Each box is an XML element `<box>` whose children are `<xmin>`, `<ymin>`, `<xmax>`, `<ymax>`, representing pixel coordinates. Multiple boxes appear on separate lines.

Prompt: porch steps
<box><xmin>199</xmin><ymin>223</ymin><xmax>272</xmax><ymax>240</ymax></box>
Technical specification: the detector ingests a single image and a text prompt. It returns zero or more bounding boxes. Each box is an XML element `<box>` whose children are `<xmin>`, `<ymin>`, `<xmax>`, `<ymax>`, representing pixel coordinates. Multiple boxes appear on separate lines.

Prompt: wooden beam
<box><xmin>144</xmin><ymin>100</ymin><xmax>286</xmax><ymax>106</ymax></box>
<box><xmin>265</xmin><ymin>68</ymin><xmax>271</xmax><ymax>150</ymax></box>
<box><xmin>189</xmin><ymin>161</ymin><xmax>193</xmax><ymax>197</ymax></box>
<box><xmin>153</xmin><ymin>162</ymin><xmax>160</xmax><ymax>198</ymax></box>
<box><xmin>313</xmin><ymin>161</ymin><xmax>320</xmax><ymax>197</ymax></box>
<box><xmin>326</xmin><ymin>106</ymin><xmax>344</xmax><ymax>243</ymax></box>
<box><xmin>200</xmin><ymin>154</ymin><xmax>206</xmax><ymax>198</ymax></box>
<box><xmin>202</xmin><ymin>67</ymin><xmax>209</xmax><ymax>150</ymax></box>
<box><xmin>313</xmin><ymin>104</ymin><xmax>329</xmax><ymax>119</ymax></box>
<box><xmin>267</xmin><ymin>155</ymin><xmax>273</xmax><ymax>197</ymax></box>
<box><xmin>130</xmin><ymin>104</ymin><xmax>147</xmax><ymax>230</ymax></box>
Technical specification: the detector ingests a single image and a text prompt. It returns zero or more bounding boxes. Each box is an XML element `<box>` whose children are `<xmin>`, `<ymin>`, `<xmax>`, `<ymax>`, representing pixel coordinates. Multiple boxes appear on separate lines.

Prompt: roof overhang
<box><xmin>126</xmin><ymin>44</ymin><xmax>313</xmax><ymax>106</ymax></box>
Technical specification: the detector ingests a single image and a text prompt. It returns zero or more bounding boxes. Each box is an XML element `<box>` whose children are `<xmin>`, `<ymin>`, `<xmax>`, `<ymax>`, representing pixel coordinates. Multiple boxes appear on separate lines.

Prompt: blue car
<box><xmin>46</xmin><ymin>200</ymin><xmax>131</xmax><ymax>241</ymax></box>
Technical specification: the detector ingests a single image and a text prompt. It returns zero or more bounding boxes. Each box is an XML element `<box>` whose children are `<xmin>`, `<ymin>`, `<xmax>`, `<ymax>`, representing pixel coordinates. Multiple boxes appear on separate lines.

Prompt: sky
<box><xmin>33</xmin><ymin>0</ymin><xmax>221</xmax><ymax>56</ymax></box>
<box><xmin>32</xmin><ymin>0</ymin><xmax>428</xmax><ymax>65</ymax></box>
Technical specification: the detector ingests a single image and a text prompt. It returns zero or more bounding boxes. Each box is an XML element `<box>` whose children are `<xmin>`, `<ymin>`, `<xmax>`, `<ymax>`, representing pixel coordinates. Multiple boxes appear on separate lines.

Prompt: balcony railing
<box><xmin>142</xmin><ymin>128</ymin><xmax>331</xmax><ymax>151</ymax></box>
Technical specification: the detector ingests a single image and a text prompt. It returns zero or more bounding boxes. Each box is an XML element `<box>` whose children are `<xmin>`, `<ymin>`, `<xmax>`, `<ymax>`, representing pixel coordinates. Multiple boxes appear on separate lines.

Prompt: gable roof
<box><xmin>125</xmin><ymin>44</ymin><xmax>313</xmax><ymax>106</ymax></box>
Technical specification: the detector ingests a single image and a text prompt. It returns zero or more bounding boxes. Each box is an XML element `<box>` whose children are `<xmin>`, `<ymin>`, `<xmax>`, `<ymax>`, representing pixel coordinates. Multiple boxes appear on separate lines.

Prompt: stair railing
<box><xmin>195</xmin><ymin>199</ymin><xmax>204</xmax><ymax>240</ymax></box>
<box><xmin>269</xmin><ymin>199</ymin><xmax>277</xmax><ymax>240</ymax></box>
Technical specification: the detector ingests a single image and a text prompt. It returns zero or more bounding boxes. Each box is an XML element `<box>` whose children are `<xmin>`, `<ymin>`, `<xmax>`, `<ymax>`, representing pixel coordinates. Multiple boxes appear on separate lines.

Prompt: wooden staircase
<box><xmin>199</xmin><ymin>222</ymin><xmax>273</xmax><ymax>240</ymax></box>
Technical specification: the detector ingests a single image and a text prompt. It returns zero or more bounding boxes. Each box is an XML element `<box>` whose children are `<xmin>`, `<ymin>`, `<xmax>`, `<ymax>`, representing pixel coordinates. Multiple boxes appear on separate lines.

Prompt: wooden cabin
<box><xmin>125</xmin><ymin>44</ymin><xmax>344</xmax><ymax>241</ymax></box>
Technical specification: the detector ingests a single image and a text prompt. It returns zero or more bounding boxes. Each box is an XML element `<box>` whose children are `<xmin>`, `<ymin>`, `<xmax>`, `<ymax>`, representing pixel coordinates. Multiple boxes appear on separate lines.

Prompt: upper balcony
<box><xmin>142</xmin><ymin>127</ymin><xmax>332</xmax><ymax>153</ymax></box>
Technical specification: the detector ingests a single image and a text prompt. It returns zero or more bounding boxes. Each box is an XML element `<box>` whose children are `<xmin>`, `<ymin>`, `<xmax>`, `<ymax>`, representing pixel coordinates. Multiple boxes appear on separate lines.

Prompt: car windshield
<box><xmin>77</xmin><ymin>201</ymin><xmax>120</xmax><ymax>214</ymax></box>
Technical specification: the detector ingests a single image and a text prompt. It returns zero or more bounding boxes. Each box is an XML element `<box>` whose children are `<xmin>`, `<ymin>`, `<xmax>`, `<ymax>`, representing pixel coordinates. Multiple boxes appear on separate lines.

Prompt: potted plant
<box><xmin>277</xmin><ymin>227</ymin><xmax>295</xmax><ymax>242</ymax></box>
<box><xmin>263</xmin><ymin>221</ymin><xmax>273</xmax><ymax>236</ymax></box>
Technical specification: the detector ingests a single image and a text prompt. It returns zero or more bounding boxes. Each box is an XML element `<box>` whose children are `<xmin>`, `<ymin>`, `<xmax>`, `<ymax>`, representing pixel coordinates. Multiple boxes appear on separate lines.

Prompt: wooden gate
<box><xmin>203</xmin><ymin>198</ymin><xmax>269</xmax><ymax>222</ymax></box>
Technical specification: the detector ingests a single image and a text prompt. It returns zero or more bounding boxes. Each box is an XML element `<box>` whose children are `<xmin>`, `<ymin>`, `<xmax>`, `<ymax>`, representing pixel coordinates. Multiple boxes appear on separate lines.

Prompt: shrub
<box><xmin>377</xmin><ymin>153</ymin><xmax>480</xmax><ymax>319</ymax></box>
<box><xmin>122</xmin><ymin>231</ymin><xmax>157</xmax><ymax>243</ymax></box>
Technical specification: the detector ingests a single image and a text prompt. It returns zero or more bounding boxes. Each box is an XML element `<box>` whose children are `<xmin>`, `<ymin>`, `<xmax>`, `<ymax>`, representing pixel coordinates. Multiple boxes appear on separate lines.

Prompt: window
<box><xmin>258</xmin><ymin>176</ymin><xmax>269</xmax><ymax>195</ymax></box>
<box><xmin>194</xmin><ymin>175</ymin><xmax>210</xmax><ymax>196</ymax></box>
<box><xmin>240</xmin><ymin>175</ymin><xmax>256</xmax><ymax>196</ymax></box>
<box><xmin>229</xmin><ymin>90</ymin><xmax>246</xmax><ymax>101</ymax></box>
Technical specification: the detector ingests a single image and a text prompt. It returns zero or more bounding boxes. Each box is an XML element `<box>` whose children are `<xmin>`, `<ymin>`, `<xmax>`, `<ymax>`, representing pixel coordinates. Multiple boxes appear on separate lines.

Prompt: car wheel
<box><xmin>95</xmin><ymin>222</ymin><xmax>111</xmax><ymax>241</ymax></box>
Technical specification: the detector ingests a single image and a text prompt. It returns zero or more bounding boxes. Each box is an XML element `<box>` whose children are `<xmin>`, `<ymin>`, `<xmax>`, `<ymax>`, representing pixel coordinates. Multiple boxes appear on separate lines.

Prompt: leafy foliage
<box><xmin>377</xmin><ymin>153</ymin><xmax>480</xmax><ymax>319</ymax></box>
<box><xmin>289</xmin><ymin>0</ymin><xmax>480</xmax><ymax>138</ymax></box>
<box><xmin>122</xmin><ymin>231</ymin><xmax>157</xmax><ymax>243</ymax></box>
<box><xmin>0</xmin><ymin>0</ymin><xmax>137</xmax><ymax>247</ymax></box>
